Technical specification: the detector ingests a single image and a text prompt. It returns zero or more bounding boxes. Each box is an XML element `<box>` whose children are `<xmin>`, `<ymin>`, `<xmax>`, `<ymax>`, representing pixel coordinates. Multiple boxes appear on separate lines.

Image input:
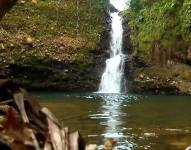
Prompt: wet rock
<box><xmin>144</xmin><ymin>133</ymin><xmax>156</xmax><ymax>137</ymax></box>
<box><xmin>108</xmin><ymin>3</ymin><xmax>118</xmax><ymax>12</ymax></box>
<box><xmin>130</xmin><ymin>61</ymin><xmax>191</xmax><ymax>95</ymax></box>
<box><xmin>85</xmin><ymin>144</ymin><xmax>97</xmax><ymax>150</ymax></box>
<box><xmin>104</xmin><ymin>138</ymin><xmax>117</xmax><ymax>150</ymax></box>
<box><xmin>165</xmin><ymin>128</ymin><xmax>183</xmax><ymax>132</ymax></box>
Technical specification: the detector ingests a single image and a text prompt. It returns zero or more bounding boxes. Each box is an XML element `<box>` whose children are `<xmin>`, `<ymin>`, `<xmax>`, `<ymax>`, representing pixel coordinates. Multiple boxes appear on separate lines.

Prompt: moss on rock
<box><xmin>0</xmin><ymin>0</ymin><xmax>107</xmax><ymax>91</ymax></box>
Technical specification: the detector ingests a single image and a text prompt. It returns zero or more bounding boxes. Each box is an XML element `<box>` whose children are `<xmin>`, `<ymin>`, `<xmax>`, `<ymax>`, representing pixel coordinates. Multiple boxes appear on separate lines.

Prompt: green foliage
<box><xmin>126</xmin><ymin>0</ymin><xmax>191</xmax><ymax>55</ymax></box>
<box><xmin>180</xmin><ymin>0</ymin><xmax>191</xmax><ymax>41</ymax></box>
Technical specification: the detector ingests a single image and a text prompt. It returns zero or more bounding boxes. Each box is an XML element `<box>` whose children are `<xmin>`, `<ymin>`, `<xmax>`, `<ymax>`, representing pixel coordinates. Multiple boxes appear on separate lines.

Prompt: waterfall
<box><xmin>98</xmin><ymin>0</ymin><xmax>128</xmax><ymax>93</ymax></box>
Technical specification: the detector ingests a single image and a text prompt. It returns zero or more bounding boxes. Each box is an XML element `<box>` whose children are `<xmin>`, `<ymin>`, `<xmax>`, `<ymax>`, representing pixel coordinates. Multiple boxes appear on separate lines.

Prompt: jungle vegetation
<box><xmin>126</xmin><ymin>0</ymin><xmax>191</xmax><ymax>64</ymax></box>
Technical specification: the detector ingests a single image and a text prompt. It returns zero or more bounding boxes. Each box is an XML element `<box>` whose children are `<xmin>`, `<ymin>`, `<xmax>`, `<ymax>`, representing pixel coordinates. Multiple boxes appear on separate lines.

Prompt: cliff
<box><xmin>125</xmin><ymin>0</ymin><xmax>191</xmax><ymax>95</ymax></box>
<box><xmin>1</xmin><ymin>0</ymin><xmax>191</xmax><ymax>95</ymax></box>
<box><xmin>0</xmin><ymin>0</ymin><xmax>108</xmax><ymax>91</ymax></box>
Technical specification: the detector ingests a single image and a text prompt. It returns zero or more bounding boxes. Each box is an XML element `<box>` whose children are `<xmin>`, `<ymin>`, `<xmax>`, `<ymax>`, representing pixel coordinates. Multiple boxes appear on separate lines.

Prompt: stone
<box><xmin>25</xmin><ymin>37</ymin><xmax>33</xmax><ymax>45</ymax></box>
<box><xmin>108</xmin><ymin>3</ymin><xmax>118</xmax><ymax>12</ymax></box>
<box><xmin>10</xmin><ymin>43</ymin><xmax>14</xmax><ymax>47</ymax></box>
<box><xmin>146</xmin><ymin>77</ymin><xmax>150</xmax><ymax>81</ymax></box>
<box><xmin>85</xmin><ymin>144</ymin><xmax>98</xmax><ymax>150</ymax></box>
<box><xmin>144</xmin><ymin>133</ymin><xmax>156</xmax><ymax>137</ymax></box>
<box><xmin>165</xmin><ymin>128</ymin><xmax>182</xmax><ymax>132</ymax></box>
<box><xmin>20</xmin><ymin>0</ymin><xmax>25</xmax><ymax>4</ymax></box>
<box><xmin>104</xmin><ymin>138</ymin><xmax>117</xmax><ymax>150</ymax></box>
<box><xmin>140</xmin><ymin>74</ymin><xmax>144</xmax><ymax>80</ymax></box>
<box><xmin>0</xmin><ymin>43</ymin><xmax>5</xmax><ymax>50</ymax></box>
<box><xmin>31</xmin><ymin>0</ymin><xmax>37</xmax><ymax>5</ymax></box>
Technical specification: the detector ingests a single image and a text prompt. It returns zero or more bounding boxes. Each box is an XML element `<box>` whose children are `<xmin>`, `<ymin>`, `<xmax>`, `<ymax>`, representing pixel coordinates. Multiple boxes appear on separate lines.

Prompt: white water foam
<box><xmin>98</xmin><ymin>0</ymin><xmax>129</xmax><ymax>93</ymax></box>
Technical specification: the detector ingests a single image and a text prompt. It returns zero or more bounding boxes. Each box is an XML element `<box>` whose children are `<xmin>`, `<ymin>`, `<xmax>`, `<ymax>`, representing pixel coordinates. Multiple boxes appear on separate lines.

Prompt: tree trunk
<box><xmin>0</xmin><ymin>0</ymin><xmax>17</xmax><ymax>20</ymax></box>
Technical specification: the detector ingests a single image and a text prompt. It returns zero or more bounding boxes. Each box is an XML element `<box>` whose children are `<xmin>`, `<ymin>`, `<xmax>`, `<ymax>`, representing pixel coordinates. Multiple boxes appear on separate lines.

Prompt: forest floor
<box><xmin>0</xmin><ymin>0</ymin><xmax>106</xmax><ymax>91</ymax></box>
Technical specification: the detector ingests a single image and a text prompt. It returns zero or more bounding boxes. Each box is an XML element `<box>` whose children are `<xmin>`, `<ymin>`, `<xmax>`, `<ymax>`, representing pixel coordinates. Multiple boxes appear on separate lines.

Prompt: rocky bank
<box><xmin>0</xmin><ymin>0</ymin><xmax>108</xmax><ymax>92</ymax></box>
<box><xmin>1</xmin><ymin>0</ymin><xmax>191</xmax><ymax>95</ymax></box>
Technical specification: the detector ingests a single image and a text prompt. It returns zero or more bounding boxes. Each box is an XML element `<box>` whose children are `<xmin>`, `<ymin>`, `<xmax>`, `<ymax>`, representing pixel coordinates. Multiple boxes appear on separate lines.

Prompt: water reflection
<box><xmin>89</xmin><ymin>94</ymin><xmax>135</xmax><ymax>149</ymax></box>
<box><xmin>37</xmin><ymin>93</ymin><xmax>191</xmax><ymax>150</ymax></box>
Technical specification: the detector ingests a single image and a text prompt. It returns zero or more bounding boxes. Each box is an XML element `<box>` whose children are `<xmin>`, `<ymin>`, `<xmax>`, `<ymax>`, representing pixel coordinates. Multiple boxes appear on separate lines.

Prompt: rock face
<box><xmin>122</xmin><ymin>0</ymin><xmax>191</xmax><ymax>95</ymax></box>
<box><xmin>122</xmin><ymin>15</ymin><xmax>134</xmax><ymax>91</ymax></box>
<box><xmin>2</xmin><ymin>0</ymin><xmax>190</xmax><ymax>95</ymax></box>
<box><xmin>108</xmin><ymin>3</ymin><xmax>118</xmax><ymax>13</ymax></box>
<box><xmin>0</xmin><ymin>61</ymin><xmax>99</xmax><ymax>92</ymax></box>
<box><xmin>0</xmin><ymin>0</ymin><xmax>108</xmax><ymax>92</ymax></box>
<box><xmin>129</xmin><ymin>58</ymin><xmax>191</xmax><ymax>95</ymax></box>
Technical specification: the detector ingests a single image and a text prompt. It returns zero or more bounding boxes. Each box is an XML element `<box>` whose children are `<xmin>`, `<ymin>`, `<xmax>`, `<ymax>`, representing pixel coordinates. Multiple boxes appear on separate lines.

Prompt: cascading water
<box><xmin>98</xmin><ymin>0</ymin><xmax>128</xmax><ymax>93</ymax></box>
<box><xmin>95</xmin><ymin>1</ymin><xmax>134</xmax><ymax>149</ymax></box>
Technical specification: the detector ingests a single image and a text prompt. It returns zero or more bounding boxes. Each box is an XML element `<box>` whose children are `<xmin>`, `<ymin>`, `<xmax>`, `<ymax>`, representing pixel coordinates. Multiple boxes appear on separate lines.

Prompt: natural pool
<box><xmin>33</xmin><ymin>92</ymin><xmax>191</xmax><ymax>150</ymax></box>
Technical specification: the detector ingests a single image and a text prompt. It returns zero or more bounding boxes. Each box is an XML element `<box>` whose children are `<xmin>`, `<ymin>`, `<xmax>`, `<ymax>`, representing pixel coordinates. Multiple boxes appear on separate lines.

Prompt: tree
<box><xmin>0</xmin><ymin>0</ymin><xmax>18</xmax><ymax>20</ymax></box>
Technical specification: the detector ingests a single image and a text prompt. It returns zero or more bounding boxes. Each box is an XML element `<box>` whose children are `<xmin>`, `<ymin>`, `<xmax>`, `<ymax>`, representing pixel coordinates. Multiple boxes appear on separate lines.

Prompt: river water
<box><xmin>33</xmin><ymin>92</ymin><xmax>191</xmax><ymax>150</ymax></box>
